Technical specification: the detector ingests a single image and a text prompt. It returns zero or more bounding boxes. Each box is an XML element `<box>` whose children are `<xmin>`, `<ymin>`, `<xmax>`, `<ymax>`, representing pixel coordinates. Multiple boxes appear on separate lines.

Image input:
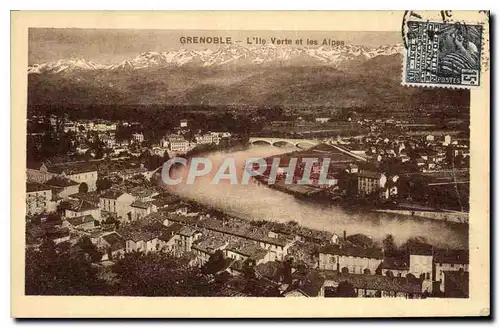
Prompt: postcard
<box><xmin>11</xmin><ymin>10</ymin><xmax>490</xmax><ymax>318</ymax></box>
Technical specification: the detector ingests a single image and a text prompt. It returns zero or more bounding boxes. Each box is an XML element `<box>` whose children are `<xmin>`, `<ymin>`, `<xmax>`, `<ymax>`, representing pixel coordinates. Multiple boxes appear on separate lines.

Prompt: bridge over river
<box><xmin>249</xmin><ymin>137</ymin><xmax>367</xmax><ymax>162</ymax></box>
<box><xmin>249</xmin><ymin>137</ymin><xmax>322</xmax><ymax>148</ymax></box>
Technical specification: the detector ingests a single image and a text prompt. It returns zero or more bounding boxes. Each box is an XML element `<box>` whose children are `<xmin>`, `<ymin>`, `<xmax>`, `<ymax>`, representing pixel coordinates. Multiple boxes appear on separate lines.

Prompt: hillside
<box><xmin>27</xmin><ymin>44</ymin><xmax>470</xmax><ymax>111</ymax></box>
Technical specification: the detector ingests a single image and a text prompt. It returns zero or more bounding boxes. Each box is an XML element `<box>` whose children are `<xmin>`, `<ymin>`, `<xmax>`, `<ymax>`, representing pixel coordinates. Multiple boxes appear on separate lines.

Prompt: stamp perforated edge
<box><xmin>401</xmin><ymin>14</ymin><xmax>490</xmax><ymax>90</ymax></box>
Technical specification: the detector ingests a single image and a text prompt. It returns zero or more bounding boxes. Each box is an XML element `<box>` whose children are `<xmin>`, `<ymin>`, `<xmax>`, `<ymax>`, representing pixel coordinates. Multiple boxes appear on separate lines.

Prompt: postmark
<box><xmin>402</xmin><ymin>20</ymin><xmax>483</xmax><ymax>88</ymax></box>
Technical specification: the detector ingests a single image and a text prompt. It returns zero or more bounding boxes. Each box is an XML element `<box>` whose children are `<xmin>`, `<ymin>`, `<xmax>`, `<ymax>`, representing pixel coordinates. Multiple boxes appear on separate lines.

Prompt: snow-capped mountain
<box><xmin>28</xmin><ymin>43</ymin><xmax>403</xmax><ymax>74</ymax></box>
<box><xmin>28</xmin><ymin>58</ymin><xmax>110</xmax><ymax>74</ymax></box>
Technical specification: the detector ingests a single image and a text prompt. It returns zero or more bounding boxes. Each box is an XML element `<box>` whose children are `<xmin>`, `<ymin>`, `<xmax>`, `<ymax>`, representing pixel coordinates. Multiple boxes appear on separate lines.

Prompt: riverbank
<box><xmin>374</xmin><ymin>209</ymin><xmax>469</xmax><ymax>224</ymax></box>
<box><xmin>251</xmin><ymin>175</ymin><xmax>469</xmax><ymax>225</ymax></box>
<box><xmin>156</xmin><ymin>145</ymin><xmax>468</xmax><ymax>248</ymax></box>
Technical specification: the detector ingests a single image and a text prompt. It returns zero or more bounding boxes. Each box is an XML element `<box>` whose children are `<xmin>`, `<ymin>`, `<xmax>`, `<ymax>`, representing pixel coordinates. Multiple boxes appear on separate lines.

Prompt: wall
<box><xmin>57</xmin><ymin>184</ymin><xmax>80</xmax><ymax>200</ymax></box>
<box><xmin>67</xmin><ymin>171</ymin><xmax>98</xmax><ymax>191</ymax></box>
<box><xmin>409</xmin><ymin>254</ymin><xmax>433</xmax><ymax>279</ymax></box>
<box><xmin>318</xmin><ymin>253</ymin><xmax>382</xmax><ymax>274</ymax></box>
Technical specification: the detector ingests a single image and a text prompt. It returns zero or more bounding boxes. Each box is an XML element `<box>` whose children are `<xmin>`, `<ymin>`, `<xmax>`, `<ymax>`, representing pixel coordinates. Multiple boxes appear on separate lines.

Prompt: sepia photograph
<box><xmin>11</xmin><ymin>10</ymin><xmax>490</xmax><ymax>318</ymax></box>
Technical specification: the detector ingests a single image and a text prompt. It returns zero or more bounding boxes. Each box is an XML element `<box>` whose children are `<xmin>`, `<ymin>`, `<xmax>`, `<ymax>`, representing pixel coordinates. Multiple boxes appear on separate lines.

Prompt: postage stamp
<box><xmin>11</xmin><ymin>11</ymin><xmax>490</xmax><ymax>318</ymax></box>
<box><xmin>403</xmin><ymin>20</ymin><xmax>483</xmax><ymax>88</ymax></box>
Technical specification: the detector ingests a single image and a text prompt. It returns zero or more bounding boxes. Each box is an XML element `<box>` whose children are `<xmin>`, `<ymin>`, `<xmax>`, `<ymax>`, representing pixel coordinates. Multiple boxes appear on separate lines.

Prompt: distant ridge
<box><xmin>27</xmin><ymin>43</ymin><xmax>469</xmax><ymax>109</ymax></box>
<box><xmin>28</xmin><ymin>43</ymin><xmax>403</xmax><ymax>74</ymax></box>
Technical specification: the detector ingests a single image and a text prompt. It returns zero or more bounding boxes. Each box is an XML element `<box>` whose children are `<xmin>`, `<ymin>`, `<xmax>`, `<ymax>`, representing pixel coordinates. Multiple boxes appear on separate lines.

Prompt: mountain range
<box><xmin>27</xmin><ymin>43</ymin><xmax>469</xmax><ymax>109</ymax></box>
<box><xmin>28</xmin><ymin>43</ymin><xmax>403</xmax><ymax>74</ymax></box>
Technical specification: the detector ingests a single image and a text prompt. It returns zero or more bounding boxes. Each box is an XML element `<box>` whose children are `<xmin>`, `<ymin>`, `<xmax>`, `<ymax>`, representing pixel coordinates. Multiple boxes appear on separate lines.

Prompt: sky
<box><xmin>28</xmin><ymin>28</ymin><xmax>401</xmax><ymax>64</ymax></box>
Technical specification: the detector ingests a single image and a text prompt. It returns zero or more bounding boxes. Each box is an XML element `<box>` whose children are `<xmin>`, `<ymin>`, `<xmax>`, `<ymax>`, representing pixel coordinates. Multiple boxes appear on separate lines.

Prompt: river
<box><xmin>163</xmin><ymin>145</ymin><xmax>468</xmax><ymax>249</ymax></box>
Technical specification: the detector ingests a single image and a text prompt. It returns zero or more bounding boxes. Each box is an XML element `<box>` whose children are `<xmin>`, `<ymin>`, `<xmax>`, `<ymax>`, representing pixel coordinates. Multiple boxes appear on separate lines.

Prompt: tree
<box><xmin>78</xmin><ymin>182</ymin><xmax>89</xmax><ymax>193</ymax></box>
<box><xmin>78</xmin><ymin>236</ymin><xmax>103</xmax><ymax>263</ymax></box>
<box><xmin>336</xmin><ymin>281</ymin><xmax>357</xmax><ymax>297</ymax></box>
<box><xmin>162</xmin><ymin>151</ymin><xmax>170</xmax><ymax>164</ymax></box>
<box><xmin>25</xmin><ymin>237</ymin><xmax>107</xmax><ymax>295</ymax></box>
<box><xmin>382</xmin><ymin>234</ymin><xmax>397</xmax><ymax>257</ymax></box>
<box><xmin>96</xmin><ymin>178</ymin><xmax>113</xmax><ymax>191</ymax></box>
<box><xmin>202</xmin><ymin>250</ymin><xmax>227</xmax><ymax>275</ymax></box>
<box><xmin>282</xmin><ymin>258</ymin><xmax>293</xmax><ymax>284</ymax></box>
<box><xmin>111</xmin><ymin>252</ymin><xmax>217</xmax><ymax>296</ymax></box>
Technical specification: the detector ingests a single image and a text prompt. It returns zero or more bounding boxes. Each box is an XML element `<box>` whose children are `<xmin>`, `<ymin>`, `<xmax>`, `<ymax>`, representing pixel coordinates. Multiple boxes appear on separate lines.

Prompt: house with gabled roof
<box><xmin>318</xmin><ymin>244</ymin><xmax>383</xmax><ymax>275</ymax></box>
<box><xmin>283</xmin><ymin>270</ymin><xmax>326</xmax><ymax>297</ymax></box>
<box><xmin>46</xmin><ymin>162</ymin><xmax>98</xmax><ymax>191</ymax></box>
<box><xmin>157</xmin><ymin>223</ymin><xmax>183</xmax><ymax>253</ymax></box>
<box><xmin>99</xmin><ymin>190</ymin><xmax>136</xmax><ymax>221</ymax></box>
<box><xmin>192</xmin><ymin>237</ymin><xmax>229</xmax><ymax>266</ymax></box>
<box><xmin>321</xmin><ymin>270</ymin><xmax>423</xmax><ymax>298</ymax></box>
<box><xmin>100</xmin><ymin>232</ymin><xmax>126</xmax><ymax>261</ymax></box>
<box><xmin>44</xmin><ymin>177</ymin><xmax>80</xmax><ymax>199</ymax></box>
<box><xmin>130</xmin><ymin>200</ymin><xmax>156</xmax><ymax>221</ymax></box>
<box><xmin>225</xmin><ymin>242</ymin><xmax>271</xmax><ymax>266</ymax></box>
<box><xmin>174</xmin><ymin>226</ymin><xmax>203</xmax><ymax>255</ymax></box>
<box><xmin>63</xmin><ymin>199</ymin><xmax>101</xmax><ymax>221</ymax></box>
<box><xmin>27</xmin><ymin>161</ymin><xmax>98</xmax><ymax>192</ymax></box>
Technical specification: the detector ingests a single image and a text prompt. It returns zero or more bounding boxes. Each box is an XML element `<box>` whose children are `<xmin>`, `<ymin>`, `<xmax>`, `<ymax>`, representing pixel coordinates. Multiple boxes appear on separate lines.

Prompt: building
<box><xmin>315</xmin><ymin>117</ymin><xmax>330</xmax><ymax>124</ymax></box>
<box><xmin>192</xmin><ymin>237</ymin><xmax>229</xmax><ymax>266</ymax></box>
<box><xmin>122</xmin><ymin>231</ymin><xmax>159</xmax><ymax>253</ymax></box>
<box><xmin>99</xmin><ymin>190</ymin><xmax>136</xmax><ymax>220</ymax></box>
<box><xmin>318</xmin><ymin>245</ymin><xmax>383</xmax><ymax>275</ymax></box>
<box><xmin>408</xmin><ymin>243</ymin><xmax>434</xmax><ymax>281</ymax></box>
<box><xmin>434</xmin><ymin>249</ymin><xmax>469</xmax><ymax>293</ymax></box>
<box><xmin>180</xmin><ymin>119</ymin><xmax>188</xmax><ymax>128</ymax></box>
<box><xmin>26</xmin><ymin>162</ymin><xmax>57</xmax><ymax>183</ymax></box>
<box><xmin>346</xmin><ymin>163</ymin><xmax>359</xmax><ymax>174</ymax></box>
<box><xmin>282</xmin><ymin>270</ymin><xmax>326</xmax><ymax>297</ymax></box>
<box><xmin>378</xmin><ymin>257</ymin><xmax>410</xmax><ymax>278</ymax></box>
<box><xmin>130</xmin><ymin>200</ymin><xmax>156</xmax><ymax>221</ymax></box>
<box><xmin>53</xmin><ymin>163</ymin><xmax>98</xmax><ymax>192</ymax></box>
<box><xmin>101</xmin><ymin>135</ymin><xmax>116</xmax><ymax>148</ymax></box>
<box><xmin>118</xmin><ymin>166</ymin><xmax>150</xmax><ymax>180</ymax></box>
<box><xmin>321</xmin><ymin>270</ymin><xmax>423</xmax><ymax>298</ymax></box>
<box><xmin>434</xmin><ymin>249</ymin><xmax>469</xmax><ymax>278</ymax></box>
<box><xmin>225</xmin><ymin>242</ymin><xmax>271</xmax><ymax>265</ymax></box>
<box><xmin>356</xmin><ymin>171</ymin><xmax>387</xmax><ymax>197</ymax></box>
<box><xmin>174</xmin><ymin>226</ymin><xmax>203</xmax><ymax>254</ymax></box>
<box><xmin>441</xmin><ymin>270</ymin><xmax>469</xmax><ymax>298</ymax></box>
<box><xmin>157</xmin><ymin>223</ymin><xmax>183</xmax><ymax>253</ymax></box>
<box><xmin>166</xmin><ymin>135</ymin><xmax>190</xmax><ymax>153</ymax></box>
<box><xmin>63</xmin><ymin>122</ymin><xmax>78</xmax><ymax>133</ymax></box>
<box><xmin>195</xmin><ymin>133</ymin><xmax>214</xmax><ymax>145</ymax></box>
<box><xmin>132</xmin><ymin>132</ymin><xmax>144</xmax><ymax>144</ymax></box>
<box><xmin>62</xmin><ymin>214</ymin><xmax>95</xmax><ymax>231</ymax></box>
<box><xmin>64</xmin><ymin>199</ymin><xmax>101</xmax><ymax>221</ymax></box>
<box><xmin>46</xmin><ymin>227</ymin><xmax>71</xmax><ymax>245</ymax></box>
<box><xmin>127</xmin><ymin>186</ymin><xmax>159</xmax><ymax>201</ymax></box>
<box><xmin>100</xmin><ymin>232</ymin><xmax>126</xmax><ymax>261</ymax></box>
<box><xmin>26</xmin><ymin>183</ymin><xmax>55</xmax><ymax>216</ymax></box>
<box><xmin>294</xmin><ymin>228</ymin><xmax>339</xmax><ymax>245</ymax></box>
<box><xmin>44</xmin><ymin>177</ymin><xmax>80</xmax><ymax>199</ymax></box>
<box><xmin>28</xmin><ymin>162</ymin><xmax>99</xmax><ymax>192</ymax></box>
<box><xmin>93</xmin><ymin>122</ymin><xmax>117</xmax><ymax>132</ymax></box>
